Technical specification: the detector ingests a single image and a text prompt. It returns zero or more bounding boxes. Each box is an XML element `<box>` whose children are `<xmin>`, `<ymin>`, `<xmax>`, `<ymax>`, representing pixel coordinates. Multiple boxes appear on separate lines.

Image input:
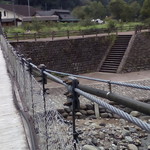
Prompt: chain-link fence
<box><xmin>0</xmin><ymin>35</ymin><xmax>82</xmax><ymax>150</ymax></box>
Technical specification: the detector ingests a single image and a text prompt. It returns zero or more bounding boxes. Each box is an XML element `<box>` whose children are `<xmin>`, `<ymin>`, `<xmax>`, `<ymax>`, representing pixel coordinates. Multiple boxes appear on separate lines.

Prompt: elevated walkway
<box><xmin>0</xmin><ymin>46</ymin><xmax>28</xmax><ymax>150</ymax></box>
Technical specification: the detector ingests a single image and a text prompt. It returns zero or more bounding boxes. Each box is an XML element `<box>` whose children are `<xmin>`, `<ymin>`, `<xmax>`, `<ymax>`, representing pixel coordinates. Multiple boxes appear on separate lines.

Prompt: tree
<box><xmin>130</xmin><ymin>1</ymin><xmax>141</xmax><ymax>19</ymax></box>
<box><xmin>109</xmin><ymin>0</ymin><xmax>126</xmax><ymax>20</ymax></box>
<box><xmin>72</xmin><ymin>1</ymin><xmax>106</xmax><ymax>19</ymax></box>
<box><xmin>141</xmin><ymin>0</ymin><xmax>150</xmax><ymax>19</ymax></box>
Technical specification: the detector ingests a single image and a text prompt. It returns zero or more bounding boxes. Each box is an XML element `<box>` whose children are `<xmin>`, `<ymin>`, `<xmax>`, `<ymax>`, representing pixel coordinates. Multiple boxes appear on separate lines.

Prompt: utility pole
<box><xmin>27</xmin><ymin>0</ymin><xmax>30</xmax><ymax>16</ymax></box>
<box><xmin>12</xmin><ymin>0</ymin><xmax>16</xmax><ymax>26</ymax></box>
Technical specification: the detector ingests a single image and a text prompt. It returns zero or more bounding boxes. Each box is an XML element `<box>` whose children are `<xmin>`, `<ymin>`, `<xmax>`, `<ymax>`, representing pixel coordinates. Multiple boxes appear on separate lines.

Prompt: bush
<box><xmin>107</xmin><ymin>19</ymin><xmax>117</xmax><ymax>31</ymax></box>
<box><xmin>79</xmin><ymin>19</ymin><xmax>95</xmax><ymax>27</ymax></box>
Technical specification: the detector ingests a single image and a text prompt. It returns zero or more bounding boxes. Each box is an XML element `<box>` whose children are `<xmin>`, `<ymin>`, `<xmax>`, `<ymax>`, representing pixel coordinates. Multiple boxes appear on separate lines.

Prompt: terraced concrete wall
<box><xmin>11</xmin><ymin>36</ymin><xmax>112</xmax><ymax>74</ymax></box>
<box><xmin>122</xmin><ymin>32</ymin><xmax>150</xmax><ymax>72</ymax></box>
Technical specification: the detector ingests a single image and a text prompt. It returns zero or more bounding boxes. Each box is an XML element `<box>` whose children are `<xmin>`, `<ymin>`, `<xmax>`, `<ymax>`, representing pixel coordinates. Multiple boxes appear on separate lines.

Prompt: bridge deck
<box><xmin>0</xmin><ymin>47</ymin><xmax>28</xmax><ymax>150</ymax></box>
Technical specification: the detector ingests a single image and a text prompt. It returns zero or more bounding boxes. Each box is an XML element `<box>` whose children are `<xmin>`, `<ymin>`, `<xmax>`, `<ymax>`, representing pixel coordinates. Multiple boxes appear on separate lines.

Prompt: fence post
<box><xmin>16</xmin><ymin>33</ymin><xmax>19</xmax><ymax>42</ymax></box>
<box><xmin>34</xmin><ymin>33</ymin><xmax>37</xmax><ymax>42</ymax></box>
<box><xmin>52</xmin><ymin>31</ymin><xmax>54</xmax><ymax>41</ymax></box>
<box><xmin>64</xmin><ymin>77</ymin><xmax>80</xmax><ymax>149</ymax></box>
<box><xmin>67</xmin><ymin>30</ymin><xmax>70</xmax><ymax>39</ymax></box>
<box><xmin>38</xmin><ymin>64</ymin><xmax>48</xmax><ymax>150</ymax></box>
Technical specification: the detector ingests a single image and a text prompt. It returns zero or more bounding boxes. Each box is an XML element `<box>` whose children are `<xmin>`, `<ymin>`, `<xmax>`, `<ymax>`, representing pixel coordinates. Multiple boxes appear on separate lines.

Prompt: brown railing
<box><xmin>5</xmin><ymin>25</ymin><xmax>150</xmax><ymax>42</ymax></box>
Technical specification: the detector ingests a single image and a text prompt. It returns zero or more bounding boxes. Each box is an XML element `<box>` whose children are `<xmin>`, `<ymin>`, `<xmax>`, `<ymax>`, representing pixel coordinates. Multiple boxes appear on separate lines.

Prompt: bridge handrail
<box><xmin>1</xmin><ymin>27</ymin><xmax>150</xmax><ymax>149</ymax></box>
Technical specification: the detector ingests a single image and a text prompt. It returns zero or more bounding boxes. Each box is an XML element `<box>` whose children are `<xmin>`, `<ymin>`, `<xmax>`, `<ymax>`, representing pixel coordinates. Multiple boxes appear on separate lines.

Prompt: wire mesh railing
<box><xmin>0</xmin><ymin>35</ymin><xmax>81</xmax><ymax>150</ymax></box>
<box><xmin>1</xmin><ymin>31</ymin><xmax>150</xmax><ymax>150</ymax></box>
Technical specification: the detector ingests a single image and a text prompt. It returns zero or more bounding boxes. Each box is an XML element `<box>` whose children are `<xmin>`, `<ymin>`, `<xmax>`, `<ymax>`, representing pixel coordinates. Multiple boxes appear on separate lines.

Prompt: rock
<box><xmin>122</xmin><ymin>129</ymin><xmax>130</xmax><ymax>137</ymax></box>
<box><xmin>80</xmin><ymin>104</ymin><xmax>87</xmax><ymax>110</ymax></box>
<box><xmin>87</xmin><ymin>115</ymin><xmax>97</xmax><ymax>119</ymax></box>
<box><xmin>99</xmin><ymin>132</ymin><xmax>105</xmax><ymax>140</ymax></box>
<box><xmin>90</xmin><ymin>123</ymin><xmax>100</xmax><ymax>129</ymax></box>
<box><xmin>111</xmin><ymin>144</ymin><xmax>117</xmax><ymax>150</ymax></box>
<box><xmin>119</xmin><ymin>119</ymin><xmax>126</xmax><ymax>125</ymax></box>
<box><xmin>76</xmin><ymin>112</ymin><xmax>82</xmax><ymax>116</ymax></box>
<box><xmin>113</xmin><ymin>114</ymin><xmax>120</xmax><ymax>119</ymax></box>
<box><xmin>99</xmin><ymin>108</ymin><xmax>106</xmax><ymax>113</ymax></box>
<box><xmin>64</xmin><ymin>107</ymin><xmax>71</xmax><ymax>113</ymax></box>
<box><xmin>82</xmin><ymin>145</ymin><xmax>98</xmax><ymax>150</ymax></box>
<box><xmin>127</xmin><ymin>144</ymin><xmax>138</xmax><ymax>150</ymax></box>
<box><xmin>99</xmin><ymin>122</ymin><xmax>106</xmax><ymax>127</ymax></box>
<box><xmin>80</xmin><ymin>110</ymin><xmax>87</xmax><ymax>115</ymax></box>
<box><xmin>67</xmin><ymin>116</ymin><xmax>72</xmax><ymax>120</ymax></box>
<box><xmin>92</xmin><ymin>138</ymin><xmax>98</xmax><ymax>146</ymax></box>
<box><xmin>101</xmin><ymin>113</ymin><xmax>109</xmax><ymax>118</ymax></box>
<box><xmin>62</xmin><ymin>112</ymin><xmax>68</xmax><ymax>118</ymax></box>
<box><xmin>57</xmin><ymin>109</ymin><xmax>65</xmax><ymax>113</ymax></box>
<box><xmin>87</xmin><ymin>110</ymin><xmax>95</xmax><ymax>115</ymax></box>
<box><xmin>130</xmin><ymin>111</ymin><xmax>140</xmax><ymax>117</ymax></box>
<box><xmin>86</xmin><ymin>104</ymin><xmax>94</xmax><ymax>110</ymax></box>
<box><xmin>125</xmin><ymin>136</ymin><xmax>133</xmax><ymax>143</ymax></box>
<box><xmin>148</xmin><ymin>145</ymin><xmax>150</xmax><ymax>150</ymax></box>
<box><xmin>98</xmin><ymin>146</ymin><xmax>105</xmax><ymax>150</ymax></box>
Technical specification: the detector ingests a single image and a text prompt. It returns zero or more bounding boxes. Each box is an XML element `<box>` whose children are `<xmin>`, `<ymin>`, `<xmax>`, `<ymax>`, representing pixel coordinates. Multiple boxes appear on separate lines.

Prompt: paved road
<box><xmin>0</xmin><ymin>46</ymin><xmax>28</xmax><ymax>150</ymax></box>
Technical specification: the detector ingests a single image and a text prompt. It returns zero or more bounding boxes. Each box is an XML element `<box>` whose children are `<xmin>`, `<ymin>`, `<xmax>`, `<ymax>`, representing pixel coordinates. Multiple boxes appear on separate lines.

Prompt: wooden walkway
<box><xmin>0</xmin><ymin>47</ymin><xmax>29</xmax><ymax>150</ymax></box>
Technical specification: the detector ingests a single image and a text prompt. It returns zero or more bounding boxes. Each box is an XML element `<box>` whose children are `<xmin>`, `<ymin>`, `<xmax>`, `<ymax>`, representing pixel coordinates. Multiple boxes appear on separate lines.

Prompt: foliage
<box><xmin>143</xmin><ymin>18</ymin><xmax>150</xmax><ymax>26</ymax></box>
<box><xmin>107</xmin><ymin>19</ymin><xmax>117</xmax><ymax>31</ymax></box>
<box><xmin>72</xmin><ymin>1</ymin><xmax>106</xmax><ymax>20</ymax></box>
<box><xmin>140</xmin><ymin>0</ymin><xmax>150</xmax><ymax>19</ymax></box>
<box><xmin>109</xmin><ymin>0</ymin><xmax>141</xmax><ymax>21</ymax></box>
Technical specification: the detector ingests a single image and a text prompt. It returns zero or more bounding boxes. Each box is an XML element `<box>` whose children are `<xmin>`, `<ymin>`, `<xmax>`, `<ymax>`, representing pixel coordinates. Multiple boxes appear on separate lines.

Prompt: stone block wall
<box><xmin>122</xmin><ymin>32</ymin><xmax>150</xmax><ymax>72</ymax></box>
<box><xmin>11</xmin><ymin>36</ymin><xmax>112</xmax><ymax>74</ymax></box>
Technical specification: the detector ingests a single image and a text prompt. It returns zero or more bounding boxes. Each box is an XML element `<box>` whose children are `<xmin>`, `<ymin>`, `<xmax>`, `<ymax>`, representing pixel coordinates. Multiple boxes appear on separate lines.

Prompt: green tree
<box><xmin>72</xmin><ymin>1</ymin><xmax>106</xmax><ymax>19</ymax></box>
<box><xmin>130</xmin><ymin>1</ymin><xmax>141</xmax><ymax>19</ymax></box>
<box><xmin>141</xmin><ymin>0</ymin><xmax>150</xmax><ymax>19</ymax></box>
<box><xmin>109</xmin><ymin>0</ymin><xmax>126</xmax><ymax>20</ymax></box>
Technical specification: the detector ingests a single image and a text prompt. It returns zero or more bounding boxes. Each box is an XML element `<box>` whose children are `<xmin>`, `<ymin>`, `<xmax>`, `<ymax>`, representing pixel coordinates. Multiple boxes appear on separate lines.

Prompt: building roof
<box><xmin>36</xmin><ymin>9</ymin><xmax>77</xmax><ymax>21</ymax></box>
<box><xmin>0</xmin><ymin>4</ymin><xmax>37</xmax><ymax>16</ymax></box>
<box><xmin>36</xmin><ymin>9</ymin><xmax>70</xmax><ymax>17</ymax></box>
<box><xmin>1</xmin><ymin>18</ymin><xmax>21</xmax><ymax>23</ymax></box>
<box><xmin>22</xmin><ymin>16</ymin><xmax>58</xmax><ymax>22</ymax></box>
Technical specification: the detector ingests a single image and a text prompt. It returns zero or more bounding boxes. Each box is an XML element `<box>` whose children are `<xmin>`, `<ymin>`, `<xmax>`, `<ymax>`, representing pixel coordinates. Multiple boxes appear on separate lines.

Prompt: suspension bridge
<box><xmin>0</xmin><ymin>28</ymin><xmax>150</xmax><ymax>150</ymax></box>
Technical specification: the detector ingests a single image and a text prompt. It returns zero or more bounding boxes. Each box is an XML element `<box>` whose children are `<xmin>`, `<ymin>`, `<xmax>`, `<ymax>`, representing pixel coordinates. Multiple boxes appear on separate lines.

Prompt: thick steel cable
<box><xmin>46</xmin><ymin>69</ymin><xmax>150</xmax><ymax>90</ymax></box>
<box><xmin>43</xmin><ymin>71</ymin><xmax>67</xmax><ymax>87</ymax></box>
<box><xmin>75</xmin><ymin>88</ymin><xmax>150</xmax><ymax>132</ymax></box>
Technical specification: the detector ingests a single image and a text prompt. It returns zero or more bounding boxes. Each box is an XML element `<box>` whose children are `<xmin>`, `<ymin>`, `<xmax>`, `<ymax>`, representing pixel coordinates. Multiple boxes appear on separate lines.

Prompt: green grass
<box><xmin>4</xmin><ymin>21</ymin><xmax>144</xmax><ymax>40</ymax></box>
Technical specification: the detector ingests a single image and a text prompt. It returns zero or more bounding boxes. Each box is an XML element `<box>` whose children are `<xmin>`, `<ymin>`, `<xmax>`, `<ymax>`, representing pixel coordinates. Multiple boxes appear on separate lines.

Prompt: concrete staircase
<box><xmin>100</xmin><ymin>35</ymin><xmax>132</xmax><ymax>73</ymax></box>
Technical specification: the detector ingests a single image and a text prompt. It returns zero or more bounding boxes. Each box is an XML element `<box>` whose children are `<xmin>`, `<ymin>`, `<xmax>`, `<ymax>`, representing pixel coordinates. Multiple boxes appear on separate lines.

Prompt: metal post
<box><xmin>64</xmin><ymin>77</ymin><xmax>80</xmax><ymax>149</ymax></box>
<box><xmin>69</xmin><ymin>77</ymin><xmax>80</xmax><ymax>149</ymax></box>
<box><xmin>38</xmin><ymin>64</ymin><xmax>48</xmax><ymax>150</ymax></box>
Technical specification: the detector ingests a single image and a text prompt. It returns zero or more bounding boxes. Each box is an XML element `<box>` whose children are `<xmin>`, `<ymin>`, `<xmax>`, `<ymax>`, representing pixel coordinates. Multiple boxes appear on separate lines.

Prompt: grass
<box><xmin>4</xmin><ymin>20</ymin><xmax>144</xmax><ymax>40</ymax></box>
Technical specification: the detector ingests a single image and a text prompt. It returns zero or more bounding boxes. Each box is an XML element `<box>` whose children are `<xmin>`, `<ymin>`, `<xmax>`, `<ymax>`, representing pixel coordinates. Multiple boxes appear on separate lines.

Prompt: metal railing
<box><xmin>1</xmin><ymin>29</ymin><xmax>150</xmax><ymax>150</ymax></box>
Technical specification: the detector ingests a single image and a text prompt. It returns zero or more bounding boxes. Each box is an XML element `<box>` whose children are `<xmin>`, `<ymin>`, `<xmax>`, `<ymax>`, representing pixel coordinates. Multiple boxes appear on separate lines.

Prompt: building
<box><xmin>0</xmin><ymin>4</ymin><xmax>37</xmax><ymax>26</ymax></box>
<box><xmin>0</xmin><ymin>4</ymin><xmax>78</xmax><ymax>26</ymax></box>
<box><xmin>36</xmin><ymin>9</ymin><xmax>79</xmax><ymax>22</ymax></box>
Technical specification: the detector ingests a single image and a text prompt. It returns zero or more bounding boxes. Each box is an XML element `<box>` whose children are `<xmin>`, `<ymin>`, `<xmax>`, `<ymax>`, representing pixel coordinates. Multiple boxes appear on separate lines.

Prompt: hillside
<box><xmin>0</xmin><ymin>0</ymin><xmax>144</xmax><ymax>10</ymax></box>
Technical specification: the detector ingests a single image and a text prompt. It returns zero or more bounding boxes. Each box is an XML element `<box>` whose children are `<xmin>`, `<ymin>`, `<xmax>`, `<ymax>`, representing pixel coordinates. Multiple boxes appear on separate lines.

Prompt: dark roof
<box><xmin>36</xmin><ymin>9</ymin><xmax>70</xmax><ymax>17</ymax></box>
<box><xmin>36</xmin><ymin>9</ymin><xmax>77</xmax><ymax>21</ymax></box>
<box><xmin>0</xmin><ymin>4</ymin><xmax>37</xmax><ymax>16</ymax></box>
<box><xmin>36</xmin><ymin>11</ymin><xmax>53</xmax><ymax>16</ymax></box>
<box><xmin>51</xmin><ymin>9</ymin><xmax>70</xmax><ymax>13</ymax></box>
<box><xmin>1</xmin><ymin>18</ymin><xmax>21</xmax><ymax>22</ymax></box>
<box><xmin>22</xmin><ymin>16</ymin><xmax>58</xmax><ymax>22</ymax></box>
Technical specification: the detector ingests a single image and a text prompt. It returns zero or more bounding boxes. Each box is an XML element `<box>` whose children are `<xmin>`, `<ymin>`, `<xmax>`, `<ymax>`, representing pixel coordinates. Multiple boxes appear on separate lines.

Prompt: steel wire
<box><xmin>75</xmin><ymin>88</ymin><xmax>150</xmax><ymax>132</ymax></box>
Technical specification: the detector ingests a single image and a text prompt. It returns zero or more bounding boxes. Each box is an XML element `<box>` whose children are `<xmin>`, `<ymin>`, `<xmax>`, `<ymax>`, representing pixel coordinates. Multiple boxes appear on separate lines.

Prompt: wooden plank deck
<box><xmin>0</xmin><ymin>47</ymin><xmax>29</xmax><ymax>150</ymax></box>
